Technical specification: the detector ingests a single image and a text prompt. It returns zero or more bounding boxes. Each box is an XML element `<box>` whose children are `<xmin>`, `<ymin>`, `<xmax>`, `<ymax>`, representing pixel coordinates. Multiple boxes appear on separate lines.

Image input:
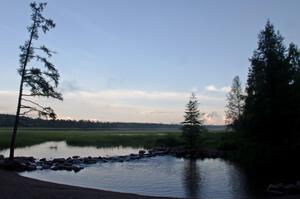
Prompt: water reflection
<box><xmin>183</xmin><ymin>159</ymin><xmax>200</xmax><ymax>198</ymax></box>
<box><xmin>0</xmin><ymin>141</ymin><xmax>142</xmax><ymax>158</ymax></box>
<box><xmin>20</xmin><ymin>155</ymin><xmax>252</xmax><ymax>199</ymax></box>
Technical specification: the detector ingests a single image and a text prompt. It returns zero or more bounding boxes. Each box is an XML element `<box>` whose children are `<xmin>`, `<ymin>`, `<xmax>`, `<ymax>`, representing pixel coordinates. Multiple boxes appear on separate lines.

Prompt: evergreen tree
<box><xmin>182</xmin><ymin>93</ymin><xmax>205</xmax><ymax>148</ymax></box>
<box><xmin>242</xmin><ymin>21</ymin><xmax>294</xmax><ymax>144</ymax></box>
<box><xmin>9</xmin><ymin>2</ymin><xmax>62</xmax><ymax>159</ymax></box>
<box><xmin>287</xmin><ymin>43</ymin><xmax>300</xmax><ymax>142</ymax></box>
<box><xmin>225</xmin><ymin>76</ymin><xmax>244</xmax><ymax>130</ymax></box>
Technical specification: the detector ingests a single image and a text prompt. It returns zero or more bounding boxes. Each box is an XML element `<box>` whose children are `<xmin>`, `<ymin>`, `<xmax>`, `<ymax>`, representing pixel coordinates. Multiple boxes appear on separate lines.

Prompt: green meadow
<box><xmin>0</xmin><ymin>128</ymin><xmax>237</xmax><ymax>150</ymax></box>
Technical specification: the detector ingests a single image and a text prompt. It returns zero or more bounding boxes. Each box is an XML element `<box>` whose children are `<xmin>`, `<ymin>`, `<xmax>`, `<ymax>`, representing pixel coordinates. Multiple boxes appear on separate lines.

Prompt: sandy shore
<box><xmin>0</xmin><ymin>169</ymin><xmax>174</xmax><ymax>199</ymax></box>
<box><xmin>1</xmin><ymin>169</ymin><xmax>300</xmax><ymax>199</ymax></box>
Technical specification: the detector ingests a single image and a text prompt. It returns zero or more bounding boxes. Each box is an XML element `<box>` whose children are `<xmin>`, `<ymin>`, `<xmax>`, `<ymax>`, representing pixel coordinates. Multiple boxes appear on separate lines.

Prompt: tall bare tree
<box><xmin>9</xmin><ymin>2</ymin><xmax>62</xmax><ymax>159</ymax></box>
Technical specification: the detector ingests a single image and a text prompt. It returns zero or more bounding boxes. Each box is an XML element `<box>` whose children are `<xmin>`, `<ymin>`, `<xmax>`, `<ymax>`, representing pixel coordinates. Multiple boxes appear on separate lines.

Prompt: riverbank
<box><xmin>0</xmin><ymin>169</ymin><xmax>175</xmax><ymax>199</ymax></box>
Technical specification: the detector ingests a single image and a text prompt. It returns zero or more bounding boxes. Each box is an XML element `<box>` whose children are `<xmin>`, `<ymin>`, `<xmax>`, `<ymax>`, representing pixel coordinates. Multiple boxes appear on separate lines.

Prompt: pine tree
<box><xmin>242</xmin><ymin>21</ymin><xmax>294</xmax><ymax>144</ymax></box>
<box><xmin>9</xmin><ymin>2</ymin><xmax>62</xmax><ymax>159</ymax></box>
<box><xmin>182</xmin><ymin>93</ymin><xmax>205</xmax><ymax>148</ymax></box>
<box><xmin>225</xmin><ymin>76</ymin><xmax>244</xmax><ymax>130</ymax></box>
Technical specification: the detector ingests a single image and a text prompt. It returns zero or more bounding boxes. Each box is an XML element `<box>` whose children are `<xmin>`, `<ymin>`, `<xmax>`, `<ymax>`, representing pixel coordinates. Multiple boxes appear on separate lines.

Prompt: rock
<box><xmin>0</xmin><ymin>155</ymin><xmax>4</xmax><ymax>160</ymax></box>
<box><xmin>72</xmin><ymin>165</ymin><xmax>83</xmax><ymax>172</ymax></box>
<box><xmin>83</xmin><ymin>157</ymin><xmax>97</xmax><ymax>164</ymax></box>
<box><xmin>72</xmin><ymin>155</ymin><xmax>80</xmax><ymax>159</ymax></box>
<box><xmin>0</xmin><ymin>158</ymin><xmax>36</xmax><ymax>171</ymax></box>
<box><xmin>42</xmin><ymin>164</ymin><xmax>51</xmax><ymax>169</ymax></box>
<box><xmin>52</xmin><ymin>158</ymin><xmax>66</xmax><ymax>163</ymax></box>
<box><xmin>139</xmin><ymin>150</ymin><xmax>146</xmax><ymax>155</ymax></box>
<box><xmin>39</xmin><ymin>158</ymin><xmax>46</xmax><ymax>162</ymax></box>
<box><xmin>72</xmin><ymin>159</ymin><xmax>83</xmax><ymax>164</ymax></box>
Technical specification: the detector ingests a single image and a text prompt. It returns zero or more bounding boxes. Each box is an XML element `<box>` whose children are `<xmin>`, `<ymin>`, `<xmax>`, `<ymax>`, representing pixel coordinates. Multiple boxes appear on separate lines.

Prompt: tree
<box><xmin>182</xmin><ymin>93</ymin><xmax>205</xmax><ymax>148</ymax></box>
<box><xmin>9</xmin><ymin>2</ymin><xmax>62</xmax><ymax>159</ymax></box>
<box><xmin>287</xmin><ymin>43</ymin><xmax>300</xmax><ymax>142</ymax></box>
<box><xmin>242</xmin><ymin>21</ymin><xmax>294</xmax><ymax>144</ymax></box>
<box><xmin>225</xmin><ymin>76</ymin><xmax>244</xmax><ymax>130</ymax></box>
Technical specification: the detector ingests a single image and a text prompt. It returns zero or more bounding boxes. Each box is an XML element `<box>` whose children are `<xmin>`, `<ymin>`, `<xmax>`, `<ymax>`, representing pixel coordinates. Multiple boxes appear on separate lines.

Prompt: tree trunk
<box><xmin>9</xmin><ymin>12</ymin><xmax>37</xmax><ymax>160</ymax></box>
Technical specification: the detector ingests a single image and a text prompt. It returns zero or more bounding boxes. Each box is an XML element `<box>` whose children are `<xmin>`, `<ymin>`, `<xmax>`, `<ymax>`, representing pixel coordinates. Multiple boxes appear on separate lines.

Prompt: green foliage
<box><xmin>182</xmin><ymin>93</ymin><xmax>206</xmax><ymax>148</ymax></box>
<box><xmin>225</xmin><ymin>75</ymin><xmax>244</xmax><ymax>130</ymax></box>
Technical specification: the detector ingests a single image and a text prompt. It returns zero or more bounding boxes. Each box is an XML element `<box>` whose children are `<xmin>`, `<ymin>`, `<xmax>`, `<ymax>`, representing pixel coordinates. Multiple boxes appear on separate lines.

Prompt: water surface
<box><xmin>0</xmin><ymin>141</ymin><xmax>142</xmax><ymax>158</ymax></box>
<box><xmin>1</xmin><ymin>141</ymin><xmax>256</xmax><ymax>198</ymax></box>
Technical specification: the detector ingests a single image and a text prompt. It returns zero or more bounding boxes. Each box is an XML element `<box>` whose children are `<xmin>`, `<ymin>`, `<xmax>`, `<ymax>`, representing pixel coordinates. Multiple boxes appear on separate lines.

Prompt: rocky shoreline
<box><xmin>3</xmin><ymin>147</ymin><xmax>300</xmax><ymax>197</ymax></box>
<box><xmin>0</xmin><ymin>147</ymin><xmax>225</xmax><ymax>173</ymax></box>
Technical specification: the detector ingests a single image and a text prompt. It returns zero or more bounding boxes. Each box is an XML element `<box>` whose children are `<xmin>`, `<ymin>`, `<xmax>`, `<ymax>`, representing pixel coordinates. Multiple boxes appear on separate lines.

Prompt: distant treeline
<box><xmin>0</xmin><ymin>114</ymin><xmax>225</xmax><ymax>131</ymax></box>
<box><xmin>0</xmin><ymin>114</ymin><xmax>180</xmax><ymax>130</ymax></box>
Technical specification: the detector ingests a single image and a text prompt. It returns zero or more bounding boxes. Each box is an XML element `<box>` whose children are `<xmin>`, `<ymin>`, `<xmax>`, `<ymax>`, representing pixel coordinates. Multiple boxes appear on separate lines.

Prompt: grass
<box><xmin>0</xmin><ymin>128</ymin><xmax>237</xmax><ymax>150</ymax></box>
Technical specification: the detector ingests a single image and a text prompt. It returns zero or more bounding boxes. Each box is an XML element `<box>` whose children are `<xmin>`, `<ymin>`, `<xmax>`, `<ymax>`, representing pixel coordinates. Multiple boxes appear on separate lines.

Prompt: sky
<box><xmin>0</xmin><ymin>0</ymin><xmax>300</xmax><ymax>124</ymax></box>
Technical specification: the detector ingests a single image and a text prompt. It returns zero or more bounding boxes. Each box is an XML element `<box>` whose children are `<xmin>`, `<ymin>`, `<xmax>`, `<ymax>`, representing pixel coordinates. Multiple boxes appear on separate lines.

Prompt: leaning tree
<box><xmin>9</xmin><ymin>2</ymin><xmax>62</xmax><ymax>159</ymax></box>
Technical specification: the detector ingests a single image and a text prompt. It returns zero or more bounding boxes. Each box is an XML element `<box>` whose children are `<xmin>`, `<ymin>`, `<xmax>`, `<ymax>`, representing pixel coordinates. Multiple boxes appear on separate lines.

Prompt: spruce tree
<box><xmin>225</xmin><ymin>76</ymin><xmax>244</xmax><ymax>130</ymax></box>
<box><xmin>182</xmin><ymin>93</ymin><xmax>205</xmax><ymax>149</ymax></box>
<box><xmin>9</xmin><ymin>2</ymin><xmax>62</xmax><ymax>159</ymax></box>
<box><xmin>242</xmin><ymin>21</ymin><xmax>294</xmax><ymax>144</ymax></box>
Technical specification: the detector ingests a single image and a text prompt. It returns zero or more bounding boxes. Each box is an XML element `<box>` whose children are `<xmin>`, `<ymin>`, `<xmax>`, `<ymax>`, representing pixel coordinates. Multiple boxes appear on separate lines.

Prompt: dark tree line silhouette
<box><xmin>0</xmin><ymin>114</ymin><xmax>181</xmax><ymax>130</ymax></box>
<box><xmin>225</xmin><ymin>21</ymin><xmax>300</xmax><ymax>168</ymax></box>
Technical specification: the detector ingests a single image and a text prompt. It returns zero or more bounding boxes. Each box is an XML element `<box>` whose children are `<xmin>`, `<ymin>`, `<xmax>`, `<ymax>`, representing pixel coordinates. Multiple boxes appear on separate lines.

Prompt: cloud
<box><xmin>205</xmin><ymin>85</ymin><xmax>230</xmax><ymax>93</ymax></box>
<box><xmin>203</xmin><ymin>111</ymin><xmax>224</xmax><ymax>125</ymax></box>
<box><xmin>0</xmin><ymin>89</ymin><xmax>226</xmax><ymax>124</ymax></box>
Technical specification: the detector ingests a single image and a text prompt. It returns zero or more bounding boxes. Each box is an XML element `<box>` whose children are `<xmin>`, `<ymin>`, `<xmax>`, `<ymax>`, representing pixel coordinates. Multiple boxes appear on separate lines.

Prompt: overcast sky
<box><xmin>1</xmin><ymin>0</ymin><xmax>300</xmax><ymax>124</ymax></box>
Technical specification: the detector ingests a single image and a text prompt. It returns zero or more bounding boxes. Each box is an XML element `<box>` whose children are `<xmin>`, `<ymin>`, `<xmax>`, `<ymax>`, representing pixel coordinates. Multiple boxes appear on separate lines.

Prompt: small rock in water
<box><xmin>139</xmin><ymin>150</ymin><xmax>146</xmax><ymax>155</ymax></box>
<box><xmin>72</xmin><ymin>165</ymin><xmax>83</xmax><ymax>172</ymax></box>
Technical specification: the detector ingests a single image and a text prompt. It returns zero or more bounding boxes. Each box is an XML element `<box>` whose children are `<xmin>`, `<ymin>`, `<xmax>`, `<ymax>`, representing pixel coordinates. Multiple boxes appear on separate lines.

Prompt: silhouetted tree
<box><xmin>182</xmin><ymin>93</ymin><xmax>205</xmax><ymax>148</ymax></box>
<box><xmin>242</xmin><ymin>21</ymin><xmax>295</xmax><ymax>145</ymax></box>
<box><xmin>225</xmin><ymin>76</ymin><xmax>244</xmax><ymax>130</ymax></box>
<box><xmin>287</xmin><ymin>43</ymin><xmax>300</xmax><ymax>143</ymax></box>
<box><xmin>9</xmin><ymin>2</ymin><xmax>62</xmax><ymax>159</ymax></box>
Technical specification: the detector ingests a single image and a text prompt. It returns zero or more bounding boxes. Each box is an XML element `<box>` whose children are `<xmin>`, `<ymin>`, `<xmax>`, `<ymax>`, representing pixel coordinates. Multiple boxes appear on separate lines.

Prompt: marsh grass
<box><xmin>0</xmin><ymin>128</ymin><xmax>235</xmax><ymax>150</ymax></box>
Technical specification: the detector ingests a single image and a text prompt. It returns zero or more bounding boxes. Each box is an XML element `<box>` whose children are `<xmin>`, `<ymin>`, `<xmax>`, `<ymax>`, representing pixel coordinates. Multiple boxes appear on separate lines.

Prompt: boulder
<box><xmin>52</xmin><ymin>158</ymin><xmax>66</xmax><ymax>163</ymax></box>
<box><xmin>139</xmin><ymin>150</ymin><xmax>146</xmax><ymax>155</ymax></box>
<box><xmin>72</xmin><ymin>165</ymin><xmax>83</xmax><ymax>172</ymax></box>
<box><xmin>0</xmin><ymin>158</ymin><xmax>36</xmax><ymax>171</ymax></box>
<box><xmin>83</xmin><ymin>157</ymin><xmax>97</xmax><ymax>164</ymax></box>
